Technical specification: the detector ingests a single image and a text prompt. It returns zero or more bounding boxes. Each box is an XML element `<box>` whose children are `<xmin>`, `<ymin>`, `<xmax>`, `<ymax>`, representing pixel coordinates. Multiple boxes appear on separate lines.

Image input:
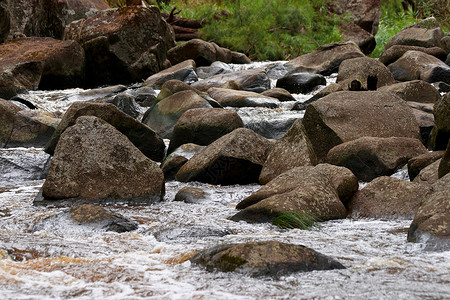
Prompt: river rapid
<box><xmin>1</xmin><ymin>62</ymin><xmax>449</xmax><ymax>299</ymax></box>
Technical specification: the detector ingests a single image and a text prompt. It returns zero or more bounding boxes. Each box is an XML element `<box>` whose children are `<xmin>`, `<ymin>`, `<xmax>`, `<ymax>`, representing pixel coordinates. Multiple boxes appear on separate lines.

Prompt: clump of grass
<box><xmin>272</xmin><ymin>211</ymin><xmax>320</xmax><ymax>230</ymax></box>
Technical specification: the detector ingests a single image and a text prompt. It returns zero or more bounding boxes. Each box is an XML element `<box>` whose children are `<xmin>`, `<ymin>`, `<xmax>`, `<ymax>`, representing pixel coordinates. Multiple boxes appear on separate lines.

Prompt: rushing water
<box><xmin>1</xmin><ymin>62</ymin><xmax>449</xmax><ymax>299</ymax></box>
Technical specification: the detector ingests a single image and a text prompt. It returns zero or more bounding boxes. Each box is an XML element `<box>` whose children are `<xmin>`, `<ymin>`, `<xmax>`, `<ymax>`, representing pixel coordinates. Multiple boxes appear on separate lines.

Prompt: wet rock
<box><xmin>156</xmin><ymin>80</ymin><xmax>206</xmax><ymax>101</ymax></box>
<box><xmin>207</xmin><ymin>88</ymin><xmax>279</xmax><ymax>108</ymax></box>
<box><xmin>156</xmin><ymin>225</ymin><xmax>232</xmax><ymax>243</ymax></box>
<box><xmin>388</xmin><ymin>51</ymin><xmax>450</xmax><ymax>83</ymax></box>
<box><xmin>45</xmin><ymin>101</ymin><xmax>165</xmax><ymax>162</ymax></box>
<box><xmin>429</xmin><ymin>93</ymin><xmax>450</xmax><ymax>150</ymax></box>
<box><xmin>64</xmin><ymin>6</ymin><xmax>175</xmax><ymax>87</ymax></box>
<box><xmin>413</xmin><ymin>159</ymin><xmax>441</xmax><ymax>186</ymax></box>
<box><xmin>259</xmin><ymin>119</ymin><xmax>316</xmax><ymax>184</ymax></box>
<box><xmin>192</xmin><ymin>68</ymin><xmax>270</xmax><ymax>93</ymax></box>
<box><xmin>260</xmin><ymin>88</ymin><xmax>295</xmax><ymax>102</ymax></box>
<box><xmin>64</xmin><ymin>85</ymin><xmax>127</xmax><ymax>103</ymax></box>
<box><xmin>379</xmin><ymin>45</ymin><xmax>448</xmax><ymax>66</ymax></box>
<box><xmin>108</xmin><ymin>94</ymin><xmax>141</xmax><ymax>119</ymax></box>
<box><xmin>161</xmin><ymin>143</ymin><xmax>205</xmax><ymax>180</ymax></box>
<box><xmin>174</xmin><ymin>187</ymin><xmax>208</xmax><ymax>203</ymax></box>
<box><xmin>349</xmin><ymin>177</ymin><xmax>431</xmax><ymax>219</ymax></box>
<box><xmin>408</xmin><ymin>173</ymin><xmax>450</xmax><ymax>251</ymax></box>
<box><xmin>408</xmin><ymin>151</ymin><xmax>445</xmax><ymax>181</ymax></box>
<box><xmin>285</xmin><ymin>41</ymin><xmax>364</xmax><ymax>76</ymax></box>
<box><xmin>0</xmin><ymin>37</ymin><xmax>85</xmax><ymax>99</ymax></box>
<box><xmin>0</xmin><ymin>99</ymin><xmax>22</xmax><ymax>147</ymax></box>
<box><xmin>190</xmin><ymin>241</ymin><xmax>345</xmax><ymax>277</ymax></box>
<box><xmin>142</xmin><ymin>90</ymin><xmax>212</xmax><ymax>139</ymax></box>
<box><xmin>131</xmin><ymin>86</ymin><xmax>158</xmax><ymax>108</ymax></box>
<box><xmin>167</xmin><ymin>39</ymin><xmax>234</xmax><ymax>67</ymax></box>
<box><xmin>144</xmin><ymin>59</ymin><xmax>198</xmax><ymax>89</ymax></box>
<box><xmin>438</xmin><ymin>141</ymin><xmax>450</xmax><ymax>179</ymax></box>
<box><xmin>40</xmin><ymin>116</ymin><xmax>165</xmax><ymax>204</ymax></box>
<box><xmin>168</xmin><ymin>108</ymin><xmax>244</xmax><ymax>153</ymax></box>
<box><xmin>233</xmin><ymin>164</ymin><xmax>357</xmax><ymax>223</ymax></box>
<box><xmin>378</xmin><ymin>80</ymin><xmax>440</xmax><ymax>104</ymax></box>
<box><xmin>302</xmin><ymin>91</ymin><xmax>421</xmax><ymax>162</ymax></box>
<box><xmin>0</xmin><ymin>148</ymin><xmax>51</xmax><ymax>182</ymax></box>
<box><xmin>336</xmin><ymin>56</ymin><xmax>395</xmax><ymax>90</ymax></box>
<box><xmin>276</xmin><ymin>73</ymin><xmax>326</xmax><ymax>94</ymax></box>
<box><xmin>326</xmin><ymin>137</ymin><xmax>427</xmax><ymax>182</ymax></box>
<box><xmin>32</xmin><ymin>204</ymin><xmax>138</xmax><ymax>234</ymax></box>
<box><xmin>5</xmin><ymin>0</ymin><xmax>109</xmax><ymax>40</ymax></box>
<box><xmin>433</xmin><ymin>82</ymin><xmax>450</xmax><ymax>93</ymax></box>
<box><xmin>383</xmin><ymin>18</ymin><xmax>445</xmax><ymax>53</ymax></box>
<box><xmin>176</xmin><ymin>128</ymin><xmax>273</xmax><ymax>185</ymax></box>
<box><xmin>197</xmin><ymin>61</ymin><xmax>233</xmax><ymax>79</ymax></box>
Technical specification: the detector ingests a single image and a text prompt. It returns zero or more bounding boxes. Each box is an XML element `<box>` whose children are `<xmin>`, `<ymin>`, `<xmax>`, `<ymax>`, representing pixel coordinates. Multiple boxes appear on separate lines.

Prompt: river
<box><xmin>0</xmin><ymin>62</ymin><xmax>449</xmax><ymax>299</ymax></box>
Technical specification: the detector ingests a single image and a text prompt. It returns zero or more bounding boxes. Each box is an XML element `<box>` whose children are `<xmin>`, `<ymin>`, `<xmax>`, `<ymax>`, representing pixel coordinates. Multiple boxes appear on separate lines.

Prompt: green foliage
<box><xmin>272</xmin><ymin>211</ymin><xmax>320</xmax><ymax>230</ymax></box>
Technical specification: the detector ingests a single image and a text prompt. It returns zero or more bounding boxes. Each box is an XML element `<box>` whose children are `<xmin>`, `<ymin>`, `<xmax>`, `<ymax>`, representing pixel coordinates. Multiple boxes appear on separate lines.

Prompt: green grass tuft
<box><xmin>272</xmin><ymin>211</ymin><xmax>321</xmax><ymax>230</ymax></box>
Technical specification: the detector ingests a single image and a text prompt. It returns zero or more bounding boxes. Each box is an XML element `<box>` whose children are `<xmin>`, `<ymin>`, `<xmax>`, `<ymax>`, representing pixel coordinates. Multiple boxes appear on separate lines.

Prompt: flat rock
<box><xmin>207</xmin><ymin>88</ymin><xmax>279</xmax><ymax>108</ymax></box>
<box><xmin>378</xmin><ymin>80</ymin><xmax>440</xmax><ymax>104</ymax></box>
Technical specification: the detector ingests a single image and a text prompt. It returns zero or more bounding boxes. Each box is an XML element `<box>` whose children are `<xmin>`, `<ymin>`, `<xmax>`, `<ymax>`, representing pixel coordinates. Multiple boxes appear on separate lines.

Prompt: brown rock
<box><xmin>261</xmin><ymin>88</ymin><xmax>295</xmax><ymax>102</ymax></box>
<box><xmin>430</xmin><ymin>92</ymin><xmax>450</xmax><ymax>150</ymax></box>
<box><xmin>413</xmin><ymin>159</ymin><xmax>441</xmax><ymax>186</ymax></box>
<box><xmin>0</xmin><ymin>4</ymin><xmax>10</xmax><ymax>43</ymax></box>
<box><xmin>0</xmin><ymin>99</ymin><xmax>22</xmax><ymax>147</ymax></box>
<box><xmin>207</xmin><ymin>88</ymin><xmax>279</xmax><ymax>108</ymax></box>
<box><xmin>167</xmin><ymin>39</ymin><xmax>232</xmax><ymax>67</ymax></box>
<box><xmin>379</xmin><ymin>45</ymin><xmax>448</xmax><ymax>65</ymax></box>
<box><xmin>144</xmin><ymin>59</ymin><xmax>198</xmax><ymax>89</ymax></box>
<box><xmin>340</xmin><ymin>22</ymin><xmax>376</xmax><ymax>54</ymax></box>
<box><xmin>378</xmin><ymin>80</ymin><xmax>440</xmax><ymax>104</ymax></box>
<box><xmin>328</xmin><ymin>0</ymin><xmax>381</xmax><ymax>35</ymax></box>
<box><xmin>408</xmin><ymin>151</ymin><xmax>445</xmax><ymax>181</ymax></box>
<box><xmin>438</xmin><ymin>141</ymin><xmax>450</xmax><ymax>178</ymax></box>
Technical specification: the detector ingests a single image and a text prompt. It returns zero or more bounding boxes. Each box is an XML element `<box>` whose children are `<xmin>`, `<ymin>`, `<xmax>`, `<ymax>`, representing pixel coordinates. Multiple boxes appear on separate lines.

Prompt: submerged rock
<box><xmin>190</xmin><ymin>241</ymin><xmax>345</xmax><ymax>277</ymax></box>
<box><xmin>174</xmin><ymin>187</ymin><xmax>209</xmax><ymax>204</ymax></box>
<box><xmin>156</xmin><ymin>225</ymin><xmax>232</xmax><ymax>243</ymax></box>
<box><xmin>0</xmin><ymin>148</ymin><xmax>51</xmax><ymax>182</ymax></box>
<box><xmin>39</xmin><ymin>116</ymin><xmax>164</xmax><ymax>205</ymax></box>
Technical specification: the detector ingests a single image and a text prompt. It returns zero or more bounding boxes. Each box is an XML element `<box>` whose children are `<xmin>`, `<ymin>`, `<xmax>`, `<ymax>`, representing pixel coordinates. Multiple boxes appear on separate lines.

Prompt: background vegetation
<box><xmin>104</xmin><ymin>0</ymin><xmax>449</xmax><ymax>61</ymax></box>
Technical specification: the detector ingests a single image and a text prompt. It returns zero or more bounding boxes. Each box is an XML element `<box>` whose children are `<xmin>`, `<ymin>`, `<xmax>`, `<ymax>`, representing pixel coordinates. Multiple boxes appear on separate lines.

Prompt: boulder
<box><xmin>328</xmin><ymin>0</ymin><xmax>381</xmax><ymax>35</ymax></box>
<box><xmin>45</xmin><ymin>101</ymin><xmax>165</xmax><ymax>162</ymax></box>
<box><xmin>40</xmin><ymin>116</ymin><xmax>164</xmax><ymax>204</ymax></box>
<box><xmin>349</xmin><ymin>177</ymin><xmax>431</xmax><ymax>219</ymax></box>
<box><xmin>168</xmin><ymin>108</ymin><xmax>244</xmax><ymax>153</ymax></box>
<box><xmin>0</xmin><ymin>148</ymin><xmax>51</xmax><ymax>182</ymax></box>
<box><xmin>259</xmin><ymin>119</ymin><xmax>316</xmax><ymax>184</ymax></box>
<box><xmin>336</xmin><ymin>56</ymin><xmax>395</xmax><ymax>90</ymax></box>
<box><xmin>64</xmin><ymin>6</ymin><xmax>175</xmax><ymax>87</ymax></box>
<box><xmin>326</xmin><ymin>137</ymin><xmax>428</xmax><ymax>182</ymax></box>
<box><xmin>207</xmin><ymin>88</ymin><xmax>279</xmax><ymax>108</ymax></box>
<box><xmin>142</xmin><ymin>90</ymin><xmax>212</xmax><ymax>139</ymax></box>
<box><xmin>408</xmin><ymin>151</ymin><xmax>445</xmax><ymax>181</ymax></box>
<box><xmin>339</xmin><ymin>21</ymin><xmax>376</xmax><ymax>55</ymax></box>
<box><xmin>32</xmin><ymin>204</ymin><xmax>138</xmax><ymax>234</ymax></box>
<box><xmin>430</xmin><ymin>93</ymin><xmax>450</xmax><ymax>150</ymax></box>
<box><xmin>276</xmin><ymin>73</ymin><xmax>326</xmax><ymax>94</ymax></box>
<box><xmin>233</xmin><ymin>164</ymin><xmax>358</xmax><ymax>223</ymax></box>
<box><xmin>156</xmin><ymin>79</ymin><xmax>205</xmax><ymax>101</ymax></box>
<box><xmin>408</xmin><ymin>173</ymin><xmax>450</xmax><ymax>251</ymax></box>
<box><xmin>0</xmin><ymin>99</ymin><xmax>22</xmax><ymax>147</ymax></box>
<box><xmin>174</xmin><ymin>187</ymin><xmax>208</xmax><ymax>203</ymax></box>
<box><xmin>379</xmin><ymin>45</ymin><xmax>448</xmax><ymax>66</ymax></box>
<box><xmin>407</xmin><ymin>102</ymin><xmax>435</xmax><ymax>145</ymax></box>
<box><xmin>438</xmin><ymin>141</ymin><xmax>450</xmax><ymax>179</ymax></box>
<box><xmin>190</xmin><ymin>241</ymin><xmax>345</xmax><ymax>277</ymax></box>
<box><xmin>197</xmin><ymin>61</ymin><xmax>233</xmax><ymax>79</ymax></box>
<box><xmin>0</xmin><ymin>4</ymin><xmax>10</xmax><ymax>43</ymax></box>
<box><xmin>161</xmin><ymin>143</ymin><xmax>204</xmax><ymax>180</ymax></box>
<box><xmin>5</xmin><ymin>0</ymin><xmax>109</xmax><ymax>40</ymax></box>
<box><xmin>413</xmin><ymin>159</ymin><xmax>441</xmax><ymax>186</ymax></box>
<box><xmin>191</xmin><ymin>68</ymin><xmax>271</xmax><ymax>93</ymax></box>
<box><xmin>378</xmin><ymin>80</ymin><xmax>440</xmax><ymax>104</ymax></box>
<box><xmin>144</xmin><ymin>59</ymin><xmax>198</xmax><ymax>89</ymax></box>
<box><xmin>176</xmin><ymin>128</ymin><xmax>273</xmax><ymax>185</ymax></box>
<box><xmin>302</xmin><ymin>91</ymin><xmax>421</xmax><ymax>162</ymax></box>
<box><xmin>260</xmin><ymin>88</ymin><xmax>295</xmax><ymax>102</ymax></box>
<box><xmin>167</xmin><ymin>39</ymin><xmax>232</xmax><ymax>66</ymax></box>
<box><xmin>0</xmin><ymin>37</ymin><xmax>85</xmax><ymax>99</ymax></box>
<box><xmin>231</xmin><ymin>51</ymin><xmax>251</xmax><ymax>64</ymax></box>
<box><xmin>387</xmin><ymin>50</ymin><xmax>450</xmax><ymax>83</ymax></box>
<box><xmin>285</xmin><ymin>41</ymin><xmax>365</xmax><ymax>76</ymax></box>
<box><xmin>109</xmin><ymin>94</ymin><xmax>141</xmax><ymax>119</ymax></box>
<box><xmin>383</xmin><ymin>18</ymin><xmax>445</xmax><ymax>53</ymax></box>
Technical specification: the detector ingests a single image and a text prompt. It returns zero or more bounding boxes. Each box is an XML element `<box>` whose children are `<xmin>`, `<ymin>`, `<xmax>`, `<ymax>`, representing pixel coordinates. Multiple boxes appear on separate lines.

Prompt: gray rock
<box><xmin>144</xmin><ymin>59</ymin><xmax>198</xmax><ymax>88</ymax></box>
<box><xmin>276</xmin><ymin>73</ymin><xmax>326</xmax><ymax>94</ymax></box>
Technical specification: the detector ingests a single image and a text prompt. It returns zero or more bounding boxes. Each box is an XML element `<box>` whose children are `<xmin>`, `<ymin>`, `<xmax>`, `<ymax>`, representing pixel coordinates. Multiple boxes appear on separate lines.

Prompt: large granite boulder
<box><xmin>207</xmin><ymin>88</ymin><xmax>279</xmax><ymax>108</ymax></box>
<box><xmin>326</xmin><ymin>137</ymin><xmax>427</xmax><ymax>182</ymax></box>
<box><xmin>259</xmin><ymin>119</ymin><xmax>316</xmax><ymax>184</ymax></box>
<box><xmin>64</xmin><ymin>6</ymin><xmax>175</xmax><ymax>87</ymax></box>
<box><xmin>144</xmin><ymin>59</ymin><xmax>198</xmax><ymax>89</ymax></box>
<box><xmin>379</xmin><ymin>45</ymin><xmax>448</xmax><ymax>66</ymax></box>
<box><xmin>168</xmin><ymin>108</ymin><xmax>244</xmax><ymax>153</ymax></box>
<box><xmin>328</xmin><ymin>0</ymin><xmax>381</xmax><ymax>35</ymax></box>
<box><xmin>302</xmin><ymin>91</ymin><xmax>421</xmax><ymax>162</ymax></box>
<box><xmin>377</xmin><ymin>80</ymin><xmax>440</xmax><ymax>104</ymax></box>
<box><xmin>339</xmin><ymin>21</ymin><xmax>376</xmax><ymax>55</ymax></box>
<box><xmin>285</xmin><ymin>41</ymin><xmax>365</xmax><ymax>76</ymax></box>
<box><xmin>387</xmin><ymin>50</ymin><xmax>450</xmax><ymax>84</ymax></box>
<box><xmin>0</xmin><ymin>37</ymin><xmax>85</xmax><ymax>99</ymax></box>
<box><xmin>45</xmin><ymin>101</ymin><xmax>165</xmax><ymax>162</ymax></box>
<box><xmin>190</xmin><ymin>241</ymin><xmax>345</xmax><ymax>277</ymax></box>
<box><xmin>336</xmin><ymin>56</ymin><xmax>395</xmax><ymax>90</ymax></box>
<box><xmin>349</xmin><ymin>177</ymin><xmax>431</xmax><ymax>219</ymax></box>
<box><xmin>176</xmin><ymin>128</ymin><xmax>273</xmax><ymax>185</ymax></box>
<box><xmin>4</xmin><ymin>0</ymin><xmax>109</xmax><ymax>40</ymax></box>
<box><xmin>192</xmin><ymin>68</ymin><xmax>270</xmax><ymax>93</ymax></box>
<box><xmin>408</xmin><ymin>173</ymin><xmax>450</xmax><ymax>251</ymax></box>
<box><xmin>142</xmin><ymin>90</ymin><xmax>212</xmax><ymax>139</ymax></box>
<box><xmin>40</xmin><ymin>116</ymin><xmax>164</xmax><ymax>204</ymax></box>
<box><xmin>430</xmin><ymin>93</ymin><xmax>450</xmax><ymax>150</ymax></box>
<box><xmin>233</xmin><ymin>164</ymin><xmax>358</xmax><ymax>223</ymax></box>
